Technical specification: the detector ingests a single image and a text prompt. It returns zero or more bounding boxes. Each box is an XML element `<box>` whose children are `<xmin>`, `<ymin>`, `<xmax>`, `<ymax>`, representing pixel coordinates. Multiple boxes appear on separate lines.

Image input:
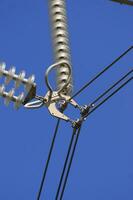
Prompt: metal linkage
<box><xmin>24</xmin><ymin>61</ymin><xmax>80</xmax><ymax>122</ymax></box>
<box><xmin>72</xmin><ymin>104</ymin><xmax>94</xmax><ymax>129</ymax></box>
<box><xmin>72</xmin><ymin>69</ymin><xmax>133</xmax><ymax>126</ymax></box>
<box><xmin>0</xmin><ymin>62</ymin><xmax>36</xmax><ymax>108</ymax></box>
<box><xmin>25</xmin><ymin>89</ymin><xmax>79</xmax><ymax>122</ymax></box>
<box><xmin>49</xmin><ymin>0</ymin><xmax>72</xmax><ymax>95</ymax></box>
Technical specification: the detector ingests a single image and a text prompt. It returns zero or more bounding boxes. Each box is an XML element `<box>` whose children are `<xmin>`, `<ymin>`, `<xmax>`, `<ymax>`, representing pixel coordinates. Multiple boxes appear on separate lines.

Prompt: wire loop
<box><xmin>45</xmin><ymin>61</ymin><xmax>71</xmax><ymax>94</ymax></box>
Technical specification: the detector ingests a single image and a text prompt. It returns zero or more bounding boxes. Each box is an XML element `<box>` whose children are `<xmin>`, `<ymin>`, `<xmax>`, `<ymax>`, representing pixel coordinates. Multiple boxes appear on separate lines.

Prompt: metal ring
<box><xmin>45</xmin><ymin>61</ymin><xmax>71</xmax><ymax>94</ymax></box>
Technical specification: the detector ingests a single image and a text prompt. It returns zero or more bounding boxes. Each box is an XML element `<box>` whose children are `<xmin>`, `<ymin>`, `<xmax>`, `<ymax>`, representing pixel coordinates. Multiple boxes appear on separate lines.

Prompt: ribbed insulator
<box><xmin>49</xmin><ymin>0</ymin><xmax>72</xmax><ymax>95</ymax></box>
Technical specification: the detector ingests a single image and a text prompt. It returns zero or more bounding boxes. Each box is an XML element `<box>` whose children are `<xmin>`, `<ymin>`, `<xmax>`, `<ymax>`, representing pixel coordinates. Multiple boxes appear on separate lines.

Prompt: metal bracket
<box><xmin>24</xmin><ymin>61</ymin><xmax>80</xmax><ymax>122</ymax></box>
<box><xmin>24</xmin><ymin>90</ymin><xmax>79</xmax><ymax>122</ymax></box>
<box><xmin>23</xmin><ymin>61</ymin><xmax>93</xmax><ymax>123</ymax></box>
<box><xmin>72</xmin><ymin>104</ymin><xmax>95</xmax><ymax>129</ymax></box>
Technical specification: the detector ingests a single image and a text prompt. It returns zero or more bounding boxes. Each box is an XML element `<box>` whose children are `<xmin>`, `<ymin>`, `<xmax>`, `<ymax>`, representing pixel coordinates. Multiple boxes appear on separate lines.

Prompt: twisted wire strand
<box><xmin>49</xmin><ymin>0</ymin><xmax>72</xmax><ymax>95</ymax></box>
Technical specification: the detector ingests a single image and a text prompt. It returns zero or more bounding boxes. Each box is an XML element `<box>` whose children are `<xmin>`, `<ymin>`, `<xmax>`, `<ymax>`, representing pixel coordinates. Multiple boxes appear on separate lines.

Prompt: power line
<box><xmin>59</xmin><ymin>126</ymin><xmax>82</xmax><ymax>200</ymax></box>
<box><xmin>89</xmin><ymin>76</ymin><xmax>133</xmax><ymax>116</ymax></box>
<box><xmin>92</xmin><ymin>69</ymin><xmax>133</xmax><ymax>105</ymax></box>
<box><xmin>36</xmin><ymin>69</ymin><xmax>132</xmax><ymax>200</ymax></box>
<box><xmin>57</xmin><ymin>75</ymin><xmax>133</xmax><ymax>200</ymax></box>
<box><xmin>37</xmin><ymin>119</ymin><xmax>60</xmax><ymax>200</ymax></box>
<box><xmin>55</xmin><ymin>128</ymin><xmax>77</xmax><ymax>200</ymax></box>
<box><xmin>55</xmin><ymin>127</ymin><xmax>82</xmax><ymax>200</ymax></box>
<box><xmin>36</xmin><ymin>50</ymin><xmax>133</xmax><ymax>199</ymax></box>
<box><xmin>55</xmin><ymin>71</ymin><xmax>132</xmax><ymax>199</ymax></box>
<box><xmin>55</xmin><ymin>76</ymin><xmax>132</xmax><ymax>199</ymax></box>
<box><xmin>71</xmin><ymin>46</ymin><xmax>133</xmax><ymax>100</ymax></box>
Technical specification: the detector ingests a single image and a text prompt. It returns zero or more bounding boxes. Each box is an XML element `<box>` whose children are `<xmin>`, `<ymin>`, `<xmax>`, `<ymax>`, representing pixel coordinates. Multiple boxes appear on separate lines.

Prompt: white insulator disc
<box><xmin>15</xmin><ymin>70</ymin><xmax>26</xmax><ymax>88</ymax></box>
<box><xmin>0</xmin><ymin>62</ymin><xmax>6</xmax><ymax>76</ymax></box>
<box><xmin>5</xmin><ymin>67</ymin><xmax>16</xmax><ymax>85</ymax></box>
<box><xmin>25</xmin><ymin>75</ymin><xmax>35</xmax><ymax>92</ymax></box>
<box><xmin>14</xmin><ymin>92</ymin><xmax>24</xmax><ymax>109</ymax></box>
<box><xmin>0</xmin><ymin>84</ymin><xmax>5</xmax><ymax>96</ymax></box>
<box><xmin>4</xmin><ymin>88</ymin><xmax>15</xmax><ymax>106</ymax></box>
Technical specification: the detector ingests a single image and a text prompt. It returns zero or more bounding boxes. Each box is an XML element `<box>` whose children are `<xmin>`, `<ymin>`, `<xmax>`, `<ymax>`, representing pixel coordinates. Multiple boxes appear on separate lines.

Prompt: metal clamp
<box><xmin>72</xmin><ymin>104</ymin><xmax>95</xmax><ymax>129</ymax></box>
<box><xmin>24</xmin><ymin>90</ymin><xmax>79</xmax><ymax>122</ymax></box>
<box><xmin>24</xmin><ymin>62</ymin><xmax>79</xmax><ymax>122</ymax></box>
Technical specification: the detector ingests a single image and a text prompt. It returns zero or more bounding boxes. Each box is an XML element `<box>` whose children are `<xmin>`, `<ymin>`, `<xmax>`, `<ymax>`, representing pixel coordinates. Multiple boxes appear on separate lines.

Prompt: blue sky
<box><xmin>0</xmin><ymin>0</ymin><xmax>133</xmax><ymax>199</ymax></box>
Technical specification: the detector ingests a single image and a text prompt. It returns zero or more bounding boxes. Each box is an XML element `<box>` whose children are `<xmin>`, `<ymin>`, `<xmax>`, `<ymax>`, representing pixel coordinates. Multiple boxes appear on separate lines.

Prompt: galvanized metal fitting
<box><xmin>80</xmin><ymin>104</ymin><xmax>94</xmax><ymax>118</ymax></box>
<box><xmin>72</xmin><ymin>119</ymin><xmax>82</xmax><ymax>129</ymax></box>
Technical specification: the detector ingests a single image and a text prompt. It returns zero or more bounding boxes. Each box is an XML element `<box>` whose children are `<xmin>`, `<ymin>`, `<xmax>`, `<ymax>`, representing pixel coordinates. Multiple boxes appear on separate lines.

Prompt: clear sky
<box><xmin>0</xmin><ymin>0</ymin><xmax>133</xmax><ymax>200</ymax></box>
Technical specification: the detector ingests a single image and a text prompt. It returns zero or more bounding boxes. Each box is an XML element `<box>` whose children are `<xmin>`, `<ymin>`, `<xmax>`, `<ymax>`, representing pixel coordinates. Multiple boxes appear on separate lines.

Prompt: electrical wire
<box><xmin>91</xmin><ymin>69</ymin><xmax>133</xmax><ymax>105</ymax></box>
<box><xmin>55</xmin><ymin>127</ymin><xmax>82</xmax><ymax>200</ymax></box>
<box><xmin>59</xmin><ymin>126</ymin><xmax>82</xmax><ymax>200</ymax></box>
<box><xmin>55</xmin><ymin>75</ymin><xmax>132</xmax><ymax>199</ymax></box>
<box><xmin>89</xmin><ymin>76</ymin><xmax>133</xmax><ymax>116</ymax></box>
<box><xmin>55</xmin><ymin>70</ymin><xmax>132</xmax><ymax>199</ymax></box>
<box><xmin>71</xmin><ymin>46</ymin><xmax>133</xmax><ymax>100</ymax></box>
<box><xmin>36</xmin><ymin>47</ymin><xmax>133</xmax><ymax>199</ymax></box>
<box><xmin>37</xmin><ymin>119</ymin><xmax>60</xmax><ymax>200</ymax></box>
<box><xmin>55</xmin><ymin>128</ymin><xmax>77</xmax><ymax>200</ymax></box>
<box><xmin>37</xmin><ymin>72</ymin><xmax>132</xmax><ymax>200</ymax></box>
<box><xmin>57</xmin><ymin>74</ymin><xmax>132</xmax><ymax>199</ymax></box>
<box><xmin>36</xmin><ymin>70</ymin><xmax>132</xmax><ymax>200</ymax></box>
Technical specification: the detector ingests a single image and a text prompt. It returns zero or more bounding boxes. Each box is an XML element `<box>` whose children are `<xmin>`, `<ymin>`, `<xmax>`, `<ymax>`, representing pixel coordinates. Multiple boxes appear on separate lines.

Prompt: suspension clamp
<box><xmin>23</xmin><ymin>62</ymin><xmax>94</xmax><ymax>125</ymax></box>
<box><xmin>24</xmin><ymin>62</ymin><xmax>80</xmax><ymax>122</ymax></box>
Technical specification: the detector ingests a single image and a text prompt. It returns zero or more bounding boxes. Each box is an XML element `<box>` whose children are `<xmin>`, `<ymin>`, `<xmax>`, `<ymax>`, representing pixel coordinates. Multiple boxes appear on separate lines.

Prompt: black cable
<box><xmin>89</xmin><ymin>77</ymin><xmax>133</xmax><ymax>116</ymax></box>
<box><xmin>55</xmin><ymin>64</ymin><xmax>132</xmax><ymax>199</ymax></box>
<box><xmin>57</xmin><ymin>76</ymin><xmax>132</xmax><ymax>199</ymax></box>
<box><xmin>37</xmin><ymin>119</ymin><xmax>60</xmax><ymax>200</ymax></box>
<box><xmin>71</xmin><ymin>46</ymin><xmax>133</xmax><ymax>99</ymax></box>
<box><xmin>60</xmin><ymin>126</ymin><xmax>82</xmax><ymax>200</ymax></box>
<box><xmin>56</xmin><ymin>72</ymin><xmax>132</xmax><ymax>199</ymax></box>
<box><xmin>92</xmin><ymin>69</ymin><xmax>133</xmax><ymax>105</ymax></box>
<box><xmin>36</xmin><ymin>46</ymin><xmax>133</xmax><ymax>199</ymax></box>
<box><xmin>55</xmin><ymin>128</ymin><xmax>77</xmax><ymax>200</ymax></box>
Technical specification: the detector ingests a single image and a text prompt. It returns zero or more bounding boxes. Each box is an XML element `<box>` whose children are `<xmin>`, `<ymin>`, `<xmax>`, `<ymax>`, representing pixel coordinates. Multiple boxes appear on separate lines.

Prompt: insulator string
<box><xmin>49</xmin><ymin>0</ymin><xmax>72</xmax><ymax>94</ymax></box>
